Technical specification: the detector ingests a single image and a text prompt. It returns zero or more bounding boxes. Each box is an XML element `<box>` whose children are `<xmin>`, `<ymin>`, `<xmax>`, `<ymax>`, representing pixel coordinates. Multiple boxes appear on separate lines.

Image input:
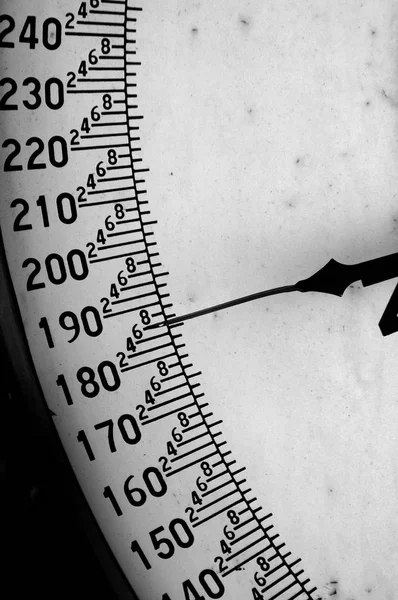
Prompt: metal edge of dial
<box><xmin>0</xmin><ymin>226</ymin><xmax>139</xmax><ymax>600</ymax></box>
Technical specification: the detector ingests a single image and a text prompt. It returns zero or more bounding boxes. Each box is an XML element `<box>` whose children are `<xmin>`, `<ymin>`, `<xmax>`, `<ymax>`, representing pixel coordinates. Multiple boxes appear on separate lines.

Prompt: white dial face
<box><xmin>1</xmin><ymin>1</ymin><xmax>397</xmax><ymax>599</ymax></box>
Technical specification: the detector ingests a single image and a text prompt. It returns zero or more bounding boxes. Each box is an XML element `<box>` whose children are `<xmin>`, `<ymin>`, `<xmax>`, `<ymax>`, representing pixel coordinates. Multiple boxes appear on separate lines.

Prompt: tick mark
<box><xmin>191</xmin><ymin>27</ymin><xmax>198</xmax><ymax>35</ymax></box>
<box><xmin>239</xmin><ymin>17</ymin><xmax>250</xmax><ymax>26</ymax></box>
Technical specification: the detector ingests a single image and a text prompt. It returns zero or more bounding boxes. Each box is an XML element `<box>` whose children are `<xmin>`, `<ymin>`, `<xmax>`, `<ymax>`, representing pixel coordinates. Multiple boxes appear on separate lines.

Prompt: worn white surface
<box><xmin>139</xmin><ymin>1</ymin><xmax>398</xmax><ymax>598</ymax></box>
<box><xmin>1</xmin><ymin>1</ymin><xmax>397</xmax><ymax>599</ymax></box>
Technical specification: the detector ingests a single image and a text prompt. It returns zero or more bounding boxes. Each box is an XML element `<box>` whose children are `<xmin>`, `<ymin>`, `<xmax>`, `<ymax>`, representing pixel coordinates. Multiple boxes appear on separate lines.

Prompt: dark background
<box><xmin>1</xmin><ymin>232</ymin><xmax>138</xmax><ymax>600</ymax></box>
<box><xmin>5</xmin><ymin>341</ymin><xmax>121</xmax><ymax>600</ymax></box>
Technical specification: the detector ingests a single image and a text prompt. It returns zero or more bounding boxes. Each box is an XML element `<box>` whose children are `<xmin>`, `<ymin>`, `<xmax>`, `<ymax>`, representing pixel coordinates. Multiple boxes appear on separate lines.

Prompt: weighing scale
<box><xmin>1</xmin><ymin>1</ymin><xmax>397</xmax><ymax>598</ymax></box>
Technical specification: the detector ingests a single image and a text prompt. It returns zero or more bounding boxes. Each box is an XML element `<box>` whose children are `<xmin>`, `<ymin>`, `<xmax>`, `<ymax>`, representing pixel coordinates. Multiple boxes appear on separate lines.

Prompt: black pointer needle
<box><xmin>149</xmin><ymin>252</ymin><xmax>398</xmax><ymax>328</ymax></box>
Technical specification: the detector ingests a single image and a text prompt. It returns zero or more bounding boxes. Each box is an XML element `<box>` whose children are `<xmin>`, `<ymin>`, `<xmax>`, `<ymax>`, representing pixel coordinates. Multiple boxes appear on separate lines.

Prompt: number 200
<box><xmin>22</xmin><ymin>249</ymin><xmax>89</xmax><ymax>291</ymax></box>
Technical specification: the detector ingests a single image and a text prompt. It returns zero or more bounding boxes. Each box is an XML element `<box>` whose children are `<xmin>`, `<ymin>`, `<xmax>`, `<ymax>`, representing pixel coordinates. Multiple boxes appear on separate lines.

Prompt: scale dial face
<box><xmin>1</xmin><ymin>1</ymin><xmax>397</xmax><ymax>599</ymax></box>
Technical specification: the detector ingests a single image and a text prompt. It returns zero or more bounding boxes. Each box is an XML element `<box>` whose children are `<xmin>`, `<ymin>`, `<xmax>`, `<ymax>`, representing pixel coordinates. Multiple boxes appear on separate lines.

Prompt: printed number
<box><xmin>131</xmin><ymin>518</ymin><xmax>194</xmax><ymax>570</ymax></box>
<box><xmin>185</xmin><ymin>506</ymin><xmax>199</xmax><ymax>524</ymax></box>
<box><xmin>161</xmin><ymin>569</ymin><xmax>225</xmax><ymax>600</ymax></box>
<box><xmin>22</xmin><ymin>249</ymin><xmax>88</xmax><ymax>291</ymax></box>
<box><xmin>136</xmin><ymin>404</ymin><xmax>148</xmax><ymax>421</ymax></box>
<box><xmin>0</xmin><ymin>77</ymin><xmax>64</xmax><ymax>110</ymax></box>
<box><xmin>91</xmin><ymin>105</ymin><xmax>100</xmax><ymax>122</ymax></box>
<box><xmin>254</xmin><ymin>568</ymin><xmax>268</xmax><ymax>587</ymax></box>
<box><xmin>114</xmin><ymin>203</ymin><xmax>125</xmax><ymax>219</ymax></box>
<box><xmin>77</xmin><ymin>360</ymin><xmax>120</xmax><ymax>398</ymax></box>
<box><xmin>105</xmin><ymin>215</ymin><xmax>114</xmax><ymax>230</ymax></box>
<box><xmin>86</xmin><ymin>173</ymin><xmax>96</xmax><ymax>189</ymax></box>
<box><xmin>39</xmin><ymin>306</ymin><xmax>102</xmax><ymax>347</ymax></box>
<box><xmin>11</xmin><ymin>199</ymin><xmax>30</xmax><ymax>231</ymax></box>
<box><xmin>201</xmin><ymin>461</ymin><xmax>213</xmax><ymax>477</ymax></box>
<box><xmin>117</xmin><ymin>351</ymin><xmax>128</xmax><ymax>369</ymax></box>
<box><xmin>88</xmin><ymin>49</ymin><xmax>98</xmax><ymax>65</ymax></box>
<box><xmin>150</xmin><ymin>376</ymin><xmax>161</xmax><ymax>391</ymax></box>
<box><xmin>78</xmin><ymin>61</ymin><xmax>88</xmax><ymax>78</ymax></box>
<box><xmin>151</xmin><ymin>518</ymin><xmax>194</xmax><ymax>559</ymax></box>
<box><xmin>118</xmin><ymin>271</ymin><xmax>128</xmax><ymax>286</ymax></box>
<box><xmin>86</xmin><ymin>242</ymin><xmax>97</xmax><ymax>259</ymax></box>
<box><xmin>78</xmin><ymin>2</ymin><xmax>101</xmax><ymax>20</ymax></box>
<box><xmin>140</xmin><ymin>309</ymin><xmax>151</xmax><ymax>326</ymax></box>
<box><xmin>171</xmin><ymin>427</ymin><xmax>182</xmax><ymax>442</ymax></box>
<box><xmin>158</xmin><ymin>456</ymin><xmax>171</xmax><ymax>473</ymax></box>
<box><xmin>166</xmin><ymin>441</ymin><xmax>177</xmax><ymax>456</ymax></box>
<box><xmin>100</xmin><ymin>297</ymin><xmax>111</xmax><ymax>314</ymax></box>
<box><xmin>67</xmin><ymin>72</ymin><xmax>76</xmax><ymax>89</ymax></box>
<box><xmin>223</xmin><ymin>525</ymin><xmax>235</xmax><ymax>541</ymax></box>
<box><xmin>256</xmin><ymin>556</ymin><xmax>270</xmax><ymax>572</ymax></box>
<box><xmin>157</xmin><ymin>360</ymin><xmax>169</xmax><ymax>376</ymax></box>
<box><xmin>59</xmin><ymin>306</ymin><xmax>102</xmax><ymax>343</ymax></box>
<box><xmin>0</xmin><ymin>16</ymin><xmax>15</xmax><ymax>48</ymax></box>
<box><xmin>2</xmin><ymin>136</ymin><xmax>68</xmax><ymax>171</ymax></box>
<box><xmin>214</xmin><ymin>556</ymin><xmax>227</xmax><ymax>574</ymax></box>
<box><xmin>102</xmin><ymin>93</ymin><xmax>112</xmax><ymax>109</ymax></box>
<box><xmin>77</xmin><ymin>186</ymin><xmax>87</xmax><ymax>202</ymax></box>
<box><xmin>56</xmin><ymin>360</ymin><xmax>120</xmax><ymax>404</ymax></box>
<box><xmin>227</xmin><ymin>510</ymin><xmax>240</xmax><ymax>525</ymax></box>
<box><xmin>144</xmin><ymin>389</ymin><xmax>155</xmax><ymax>405</ymax></box>
<box><xmin>77</xmin><ymin>413</ymin><xmax>141</xmax><ymax>462</ymax></box>
<box><xmin>24</xmin><ymin>77</ymin><xmax>64</xmax><ymax>110</ymax></box>
<box><xmin>219</xmin><ymin>540</ymin><xmax>231</xmax><ymax>555</ymax></box>
<box><xmin>65</xmin><ymin>14</ymin><xmax>75</xmax><ymax>30</ymax></box>
<box><xmin>55</xmin><ymin>374</ymin><xmax>73</xmax><ymax>406</ymax></box>
<box><xmin>191</xmin><ymin>490</ymin><xmax>202</xmax><ymax>506</ymax></box>
<box><xmin>108</xmin><ymin>148</ymin><xmax>117</xmax><ymax>165</ymax></box>
<box><xmin>0</xmin><ymin>78</ymin><xmax>17</xmax><ymax>110</ymax></box>
<box><xmin>251</xmin><ymin>557</ymin><xmax>271</xmax><ymax>599</ymax></box>
<box><xmin>11</xmin><ymin>193</ymin><xmax>77</xmax><ymax>231</ymax></box>
<box><xmin>109</xmin><ymin>282</ymin><xmax>119</xmax><ymax>297</ymax></box>
<box><xmin>104</xmin><ymin>466</ymin><xmax>167</xmax><ymax>516</ymax></box>
<box><xmin>96</xmin><ymin>161</ymin><xmax>106</xmax><ymax>177</ymax></box>
<box><xmin>101</xmin><ymin>38</ymin><xmax>111</xmax><ymax>55</ymax></box>
<box><xmin>0</xmin><ymin>15</ymin><xmax>62</xmax><ymax>50</ymax></box>
<box><xmin>130</xmin><ymin>541</ymin><xmax>151</xmax><ymax>570</ymax></box>
<box><xmin>80</xmin><ymin>43</ymin><xmax>105</xmax><ymax>69</ymax></box>
<box><xmin>178</xmin><ymin>412</ymin><xmax>189</xmax><ymax>427</ymax></box>
<box><xmin>125</xmin><ymin>257</ymin><xmax>136</xmax><ymax>273</ymax></box>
